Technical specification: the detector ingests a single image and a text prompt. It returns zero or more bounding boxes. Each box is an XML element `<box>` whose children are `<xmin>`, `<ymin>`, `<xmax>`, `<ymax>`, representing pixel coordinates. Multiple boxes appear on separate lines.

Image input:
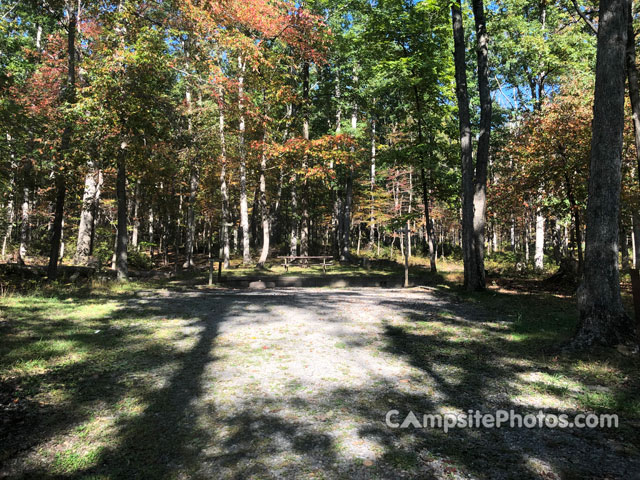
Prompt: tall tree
<box><xmin>47</xmin><ymin>0</ymin><xmax>76</xmax><ymax>280</ymax></box>
<box><xmin>451</xmin><ymin>1</ymin><xmax>477</xmax><ymax>290</ymax></box>
<box><xmin>237</xmin><ymin>55</ymin><xmax>251</xmax><ymax>264</ymax></box>
<box><xmin>450</xmin><ymin>0</ymin><xmax>492</xmax><ymax>291</ymax></box>
<box><xmin>470</xmin><ymin>0</ymin><xmax>492</xmax><ymax>290</ymax></box>
<box><xmin>574</xmin><ymin>0</ymin><xmax>636</xmax><ymax>347</ymax></box>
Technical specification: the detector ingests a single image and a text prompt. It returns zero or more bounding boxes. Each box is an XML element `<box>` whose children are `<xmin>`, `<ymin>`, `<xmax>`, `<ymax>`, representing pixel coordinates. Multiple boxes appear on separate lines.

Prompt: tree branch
<box><xmin>571</xmin><ymin>0</ymin><xmax>598</xmax><ymax>34</ymax></box>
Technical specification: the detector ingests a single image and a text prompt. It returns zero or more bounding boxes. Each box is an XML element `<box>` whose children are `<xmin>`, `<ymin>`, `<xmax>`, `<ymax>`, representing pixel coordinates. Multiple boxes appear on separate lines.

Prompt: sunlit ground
<box><xmin>1</xmin><ymin>275</ymin><xmax>638</xmax><ymax>479</ymax></box>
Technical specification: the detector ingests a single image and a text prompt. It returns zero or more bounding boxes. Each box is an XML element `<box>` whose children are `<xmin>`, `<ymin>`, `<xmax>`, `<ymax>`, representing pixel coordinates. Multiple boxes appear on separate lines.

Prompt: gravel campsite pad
<box><xmin>1</xmin><ymin>287</ymin><xmax>639</xmax><ymax>479</ymax></box>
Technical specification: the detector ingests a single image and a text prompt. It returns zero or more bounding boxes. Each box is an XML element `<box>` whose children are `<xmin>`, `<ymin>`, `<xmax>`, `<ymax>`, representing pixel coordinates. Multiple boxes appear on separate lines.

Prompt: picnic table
<box><xmin>277</xmin><ymin>255</ymin><xmax>334</xmax><ymax>274</ymax></box>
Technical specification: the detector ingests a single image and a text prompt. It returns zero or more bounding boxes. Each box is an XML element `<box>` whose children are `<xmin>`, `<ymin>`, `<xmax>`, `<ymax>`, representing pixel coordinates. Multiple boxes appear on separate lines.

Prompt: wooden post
<box><xmin>208</xmin><ymin>257</ymin><xmax>213</xmax><ymax>286</ymax></box>
<box><xmin>218</xmin><ymin>260</ymin><xmax>222</xmax><ymax>283</ymax></box>
<box><xmin>323</xmin><ymin>257</ymin><xmax>326</xmax><ymax>274</ymax></box>
<box><xmin>399</xmin><ymin>227</ymin><xmax>409</xmax><ymax>287</ymax></box>
<box><xmin>630</xmin><ymin>269</ymin><xmax>640</xmax><ymax>340</ymax></box>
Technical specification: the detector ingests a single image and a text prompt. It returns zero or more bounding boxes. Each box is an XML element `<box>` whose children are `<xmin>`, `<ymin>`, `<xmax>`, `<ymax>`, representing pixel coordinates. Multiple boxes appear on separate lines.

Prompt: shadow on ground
<box><xmin>1</xmin><ymin>286</ymin><xmax>638</xmax><ymax>479</ymax></box>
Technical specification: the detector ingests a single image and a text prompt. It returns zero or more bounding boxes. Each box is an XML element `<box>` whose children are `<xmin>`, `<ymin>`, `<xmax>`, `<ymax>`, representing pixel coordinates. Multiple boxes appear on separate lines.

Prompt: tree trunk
<box><xmin>257</xmin><ymin>129</ymin><xmax>270</xmax><ymax>266</ymax></box>
<box><xmin>524</xmin><ymin>218</ymin><xmax>530</xmax><ymax>263</ymax></box>
<box><xmin>621</xmin><ymin>222</ymin><xmax>631</xmax><ymax>271</ymax></box>
<box><xmin>183</xmin><ymin>164</ymin><xmax>197</xmax><ymax>268</ymax></box>
<box><xmin>471</xmin><ymin>0</ymin><xmax>492</xmax><ymax>289</ymax></box>
<box><xmin>341</xmin><ymin>169</ymin><xmax>353</xmax><ymax>261</ymax></box>
<box><xmin>331</xmin><ymin>82</ymin><xmax>341</xmax><ymax>257</ymax></box>
<box><xmin>634</xmin><ymin>211</ymin><xmax>640</xmax><ymax>268</ymax></box>
<box><xmin>625</xmin><ymin>0</ymin><xmax>640</xmax><ymax>271</ymax></box>
<box><xmin>116</xmin><ymin>143</ymin><xmax>128</xmax><ymax>281</ymax></box>
<box><xmin>451</xmin><ymin>2</ymin><xmax>477</xmax><ymax>290</ymax></box>
<box><xmin>575</xmin><ymin>0</ymin><xmax>635</xmax><ymax>348</ymax></box>
<box><xmin>411</xmin><ymin>81</ymin><xmax>436</xmax><ymax>272</ymax></box>
<box><xmin>233</xmin><ymin>225</ymin><xmax>238</xmax><ymax>254</ymax></box>
<box><xmin>47</xmin><ymin>1</ymin><xmax>76</xmax><ymax>280</ymax></box>
<box><xmin>626</xmin><ymin>0</ymin><xmax>640</xmax><ymax>179</ymax></box>
<box><xmin>17</xmin><ymin>175</ymin><xmax>30</xmax><ymax>264</ymax></box>
<box><xmin>238</xmin><ymin>55</ymin><xmax>251</xmax><ymax>264</ymax></box>
<box><xmin>2</xmin><ymin>161</ymin><xmax>15</xmax><ymax>260</ymax></box>
<box><xmin>340</xmin><ymin>107</ymin><xmax>357</xmax><ymax>262</ymax></box>
<box><xmin>300</xmin><ymin>60</ymin><xmax>310</xmax><ymax>256</ymax></box>
<box><xmin>421</xmin><ymin>167</ymin><xmax>436</xmax><ymax>272</ymax></box>
<box><xmin>131</xmin><ymin>179</ymin><xmax>141</xmax><ymax>251</ymax></box>
<box><xmin>369</xmin><ymin>117</ymin><xmax>376</xmax><ymax>250</ymax></box>
<box><xmin>407</xmin><ymin>168</ymin><xmax>413</xmax><ymax>259</ymax></box>
<box><xmin>534</xmin><ymin>210</ymin><xmax>545</xmax><ymax>271</ymax></box>
<box><xmin>565</xmin><ymin>174</ymin><xmax>584</xmax><ymax>274</ymax></box>
<box><xmin>248</xmin><ymin>184</ymin><xmax>259</xmax><ymax>248</ymax></box>
<box><xmin>290</xmin><ymin>176</ymin><xmax>298</xmax><ymax>256</ymax></box>
<box><xmin>59</xmin><ymin>218</ymin><xmax>65</xmax><ymax>260</ymax></box>
<box><xmin>148</xmin><ymin>206</ymin><xmax>154</xmax><ymax>257</ymax></box>
<box><xmin>74</xmin><ymin>163</ymin><xmax>102</xmax><ymax>264</ymax></box>
<box><xmin>333</xmin><ymin>195</ymin><xmax>342</xmax><ymax>257</ymax></box>
<box><xmin>218</xmin><ymin>90</ymin><xmax>230</xmax><ymax>268</ymax></box>
<box><xmin>552</xmin><ymin>219</ymin><xmax>563</xmax><ymax>264</ymax></box>
<box><xmin>492</xmin><ymin>226</ymin><xmax>498</xmax><ymax>253</ymax></box>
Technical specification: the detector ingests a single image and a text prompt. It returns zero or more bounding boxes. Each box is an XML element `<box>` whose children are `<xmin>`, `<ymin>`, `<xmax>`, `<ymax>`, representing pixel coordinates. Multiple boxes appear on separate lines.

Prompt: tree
<box><xmin>451</xmin><ymin>0</ymin><xmax>492</xmax><ymax>291</ymax></box>
<box><xmin>47</xmin><ymin>0</ymin><xmax>77</xmax><ymax>280</ymax></box>
<box><xmin>574</xmin><ymin>0</ymin><xmax>636</xmax><ymax>347</ymax></box>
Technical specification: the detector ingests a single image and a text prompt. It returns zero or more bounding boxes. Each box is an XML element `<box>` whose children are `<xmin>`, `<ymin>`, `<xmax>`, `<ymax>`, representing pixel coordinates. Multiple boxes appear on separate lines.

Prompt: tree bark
<box><xmin>238</xmin><ymin>55</ymin><xmax>251</xmax><ymax>264</ymax></box>
<box><xmin>2</xmin><ymin>156</ymin><xmax>15</xmax><ymax>260</ymax></box>
<box><xmin>331</xmin><ymin>79</ymin><xmax>341</xmax><ymax>256</ymax></box>
<box><xmin>626</xmin><ymin>1</ymin><xmax>640</xmax><ymax>178</ymax></box>
<box><xmin>300</xmin><ymin>60</ymin><xmax>310</xmax><ymax>256</ymax></box>
<box><xmin>290</xmin><ymin>174</ymin><xmax>298</xmax><ymax>256</ymax></box>
<box><xmin>575</xmin><ymin>0</ymin><xmax>635</xmax><ymax>348</ymax></box>
<box><xmin>341</xmin><ymin>169</ymin><xmax>354</xmax><ymax>261</ymax></box>
<box><xmin>451</xmin><ymin>2</ymin><xmax>477</xmax><ymax>289</ymax></box>
<box><xmin>131</xmin><ymin>179</ymin><xmax>141</xmax><ymax>251</ymax></box>
<box><xmin>411</xmin><ymin>83</ymin><xmax>436</xmax><ymax>272</ymax></box>
<box><xmin>524</xmin><ymin>218</ymin><xmax>530</xmax><ymax>263</ymax></box>
<box><xmin>634</xmin><ymin>211</ymin><xmax>640</xmax><ymax>268</ymax></box>
<box><xmin>218</xmin><ymin>93</ymin><xmax>230</xmax><ymax>269</ymax></box>
<box><xmin>257</xmin><ymin>129</ymin><xmax>270</xmax><ymax>266</ymax></box>
<box><xmin>74</xmin><ymin>163</ymin><xmax>102</xmax><ymax>264</ymax></box>
<box><xmin>565</xmin><ymin>173</ymin><xmax>584</xmax><ymax>272</ymax></box>
<box><xmin>17</xmin><ymin>167</ymin><xmax>30</xmax><ymax>264</ymax></box>
<box><xmin>369</xmin><ymin>117</ymin><xmax>376</xmax><ymax>250</ymax></box>
<box><xmin>621</xmin><ymin>221</ymin><xmax>631</xmax><ymax>271</ymax></box>
<box><xmin>407</xmin><ymin>169</ymin><xmax>413</xmax><ymax>259</ymax></box>
<box><xmin>421</xmin><ymin>167</ymin><xmax>436</xmax><ymax>272</ymax></box>
<box><xmin>116</xmin><ymin>143</ymin><xmax>128</xmax><ymax>281</ymax></box>
<box><xmin>625</xmin><ymin>1</ymin><xmax>640</xmax><ymax>271</ymax></box>
<box><xmin>340</xmin><ymin>107</ymin><xmax>356</xmax><ymax>261</ymax></box>
<box><xmin>47</xmin><ymin>0</ymin><xmax>76</xmax><ymax>280</ymax></box>
<box><xmin>184</xmin><ymin>158</ymin><xmax>198</xmax><ymax>268</ymax></box>
<box><xmin>148</xmin><ymin>206</ymin><xmax>154</xmax><ymax>256</ymax></box>
<box><xmin>471</xmin><ymin>0</ymin><xmax>492</xmax><ymax>289</ymax></box>
<box><xmin>534</xmin><ymin>210</ymin><xmax>545</xmax><ymax>271</ymax></box>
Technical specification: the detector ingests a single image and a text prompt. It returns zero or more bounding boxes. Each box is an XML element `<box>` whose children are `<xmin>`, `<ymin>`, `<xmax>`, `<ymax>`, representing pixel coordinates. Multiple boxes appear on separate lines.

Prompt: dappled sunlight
<box><xmin>1</xmin><ymin>286</ymin><xmax>639</xmax><ymax>478</ymax></box>
<box><xmin>523</xmin><ymin>455</ymin><xmax>561</xmax><ymax>480</ymax></box>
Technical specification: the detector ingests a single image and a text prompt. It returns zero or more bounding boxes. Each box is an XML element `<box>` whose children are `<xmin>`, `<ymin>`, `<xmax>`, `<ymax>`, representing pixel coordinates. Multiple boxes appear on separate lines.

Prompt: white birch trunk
<box><xmin>534</xmin><ymin>211</ymin><xmax>545</xmax><ymax>271</ymax></box>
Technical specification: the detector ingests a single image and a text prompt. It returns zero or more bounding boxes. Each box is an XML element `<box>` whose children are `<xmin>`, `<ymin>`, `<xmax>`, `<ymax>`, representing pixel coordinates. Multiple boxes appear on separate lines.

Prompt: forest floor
<box><xmin>1</xmin><ymin>274</ymin><xmax>639</xmax><ymax>479</ymax></box>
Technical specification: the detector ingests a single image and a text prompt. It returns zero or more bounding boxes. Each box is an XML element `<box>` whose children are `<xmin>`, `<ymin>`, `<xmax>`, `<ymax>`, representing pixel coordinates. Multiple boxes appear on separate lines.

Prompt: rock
<box><xmin>249</xmin><ymin>280</ymin><xmax>275</xmax><ymax>289</ymax></box>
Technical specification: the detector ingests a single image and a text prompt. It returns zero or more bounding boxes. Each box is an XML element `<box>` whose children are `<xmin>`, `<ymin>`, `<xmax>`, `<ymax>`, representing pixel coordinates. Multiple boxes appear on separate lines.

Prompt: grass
<box><xmin>1</xmin><ymin>257</ymin><xmax>639</xmax><ymax>478</ymax></box>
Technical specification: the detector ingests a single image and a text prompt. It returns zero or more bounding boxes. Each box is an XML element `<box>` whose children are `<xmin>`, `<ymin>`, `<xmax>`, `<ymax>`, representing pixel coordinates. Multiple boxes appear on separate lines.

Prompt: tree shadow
<box><xmin>2</xmin><ymin>287</ymin><xmax>638</xmax><ymax>479</ymax></box>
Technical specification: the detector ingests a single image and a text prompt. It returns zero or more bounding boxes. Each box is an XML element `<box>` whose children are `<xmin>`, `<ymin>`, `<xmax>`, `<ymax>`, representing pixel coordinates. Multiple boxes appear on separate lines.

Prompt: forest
<box><xmin>1</xmin><ymin>0</ymin><xmax>640</xmax><ymax>478</ymax></box>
